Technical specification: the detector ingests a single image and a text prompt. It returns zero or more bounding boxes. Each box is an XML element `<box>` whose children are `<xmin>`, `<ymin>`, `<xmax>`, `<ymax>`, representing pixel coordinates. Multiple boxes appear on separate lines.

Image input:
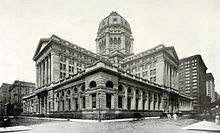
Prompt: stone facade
<box><xmin>23</xmin><ymin>12</ymin><xmax>192</xmax><ymax>119</ymax></box>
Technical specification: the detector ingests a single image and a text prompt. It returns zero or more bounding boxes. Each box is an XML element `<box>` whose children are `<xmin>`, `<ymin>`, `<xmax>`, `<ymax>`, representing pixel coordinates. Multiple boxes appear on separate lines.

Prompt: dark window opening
<box><xmin>128</xmin><ymin>97</ymin><xmax>131</xmax><ymax>110</ymax></box>
<box><xmin>106</xmin><ymin>94</ymin><xmax>111</xmax><ymax>109</ymax></box>
<box><xmin>118</xmin><ymin>85</ymin><xmax>123</xmax><ymax>92</ymax></box>
<box><xmin>89</xmin><ymin>81</ymin><xmax>97</xmax><ymax>88</ymax></box>
<box><xmin>106</xmin><ymin>81</ymin><xmax>114</xmax><ymax>88</ymax></box>
<box><xmin>83</xmin><ymin>96</ymin><xmax>86</xmax><ymax>109</ymax></box>
<box><xmin>118</xmin><ymin>96</ymin><xmax>123</xmax><ymax>108</ymax></box>
<box><xmin>75</xmin><ymin>98</ymin><xmax>78</xmax><ymax>110</ymax></box>
<box><xmin>92</xmin><ymin>94</ymin><xmax>96</xmax><ymax>108</ymax></box>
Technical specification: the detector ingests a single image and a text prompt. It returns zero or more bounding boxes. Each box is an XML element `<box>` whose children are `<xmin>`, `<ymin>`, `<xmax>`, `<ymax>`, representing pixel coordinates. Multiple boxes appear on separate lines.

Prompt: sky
<box><xmin>0</xmin><ymin>0</ymin><xmax>219</xmax><ymax>93</ymax></box>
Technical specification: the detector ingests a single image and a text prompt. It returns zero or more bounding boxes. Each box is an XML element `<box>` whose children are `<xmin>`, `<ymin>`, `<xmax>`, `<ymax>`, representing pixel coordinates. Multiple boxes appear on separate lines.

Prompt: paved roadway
<box><xmin>12</xmin><ymin>117</ymin><xmax>217</xmax><ymax>133</ymax></box>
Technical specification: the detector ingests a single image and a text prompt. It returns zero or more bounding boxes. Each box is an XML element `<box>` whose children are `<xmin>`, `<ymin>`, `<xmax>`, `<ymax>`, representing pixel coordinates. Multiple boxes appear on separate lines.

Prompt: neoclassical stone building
<box><xmin>23</xmin><ymin>12</ymin><xmax>192</xmax><ymax>119</ymax></box>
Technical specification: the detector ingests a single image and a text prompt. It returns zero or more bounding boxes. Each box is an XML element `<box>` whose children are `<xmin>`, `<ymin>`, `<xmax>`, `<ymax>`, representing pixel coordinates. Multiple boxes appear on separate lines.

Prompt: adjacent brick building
<box><xmin>0</xmin><ymin>83</ymin><xmax>12</xmax><ymax>116</ymax></box>
<box><xmin>206</xmin><ymin>73</ymin><xmax>215</xmax><ymax>102</ymax></box>
<box><xmin>9</xmin><ymin>80</ymin><xmax>35</xmax><ymax>115</ymax></box>
<box><xmin>178</xmin><ymin>55</ymin><xmax>207</xmax><ymax>113</ymax></box>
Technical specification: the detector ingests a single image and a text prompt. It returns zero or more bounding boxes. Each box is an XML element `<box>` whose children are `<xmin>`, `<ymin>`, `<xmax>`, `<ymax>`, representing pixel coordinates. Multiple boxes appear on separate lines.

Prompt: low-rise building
<box><xmin>9</xmin><ymin>80</ymin><xmax>35</xmax><ymax>115</ymax></box>
<box><xmin>0</xmin><ymin>83</ymin><xmax>12</xmax><ymax>116</ymax></box>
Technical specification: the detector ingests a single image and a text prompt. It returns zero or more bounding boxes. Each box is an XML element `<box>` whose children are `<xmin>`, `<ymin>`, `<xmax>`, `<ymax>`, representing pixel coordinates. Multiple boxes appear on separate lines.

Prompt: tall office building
<box><xmin>206</xmin><ymin>73</ymin><xmax>215</xmax><ymax>102</ymax></box>
<box><xmin>178</xmin><ymin>55</ymin><xmax>207</xmax><ymax>113</ymax></box>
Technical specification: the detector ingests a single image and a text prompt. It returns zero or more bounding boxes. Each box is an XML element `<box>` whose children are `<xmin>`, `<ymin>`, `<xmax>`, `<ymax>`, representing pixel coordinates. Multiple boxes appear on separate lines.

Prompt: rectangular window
<box><xmin>75</xmin><ymin>98</ymin><xmax>78</xmax><ymax>110</ymax></box>
<box><xmin>118</xmin><ymin>96</ymin><xmax>123</xmax><ymax>108</ymax></box>
<box><xmin>127</xmin><ymin>97</ymin><xmax>131</xmax><ymax>110</ymax></box>
<box><xmin>106</xmin><ymin>94</ymin><xmax>111</xmax><ymax>109</ymax></box>
<box><xmin>82</xmin><ymin>96</ymin><xmax>85</xmax><ymax>109</ymax></box>
<box><xmin>92</xmin><ymin>94</ymin><xmax>96</xmax><ymax>108</ymax></box>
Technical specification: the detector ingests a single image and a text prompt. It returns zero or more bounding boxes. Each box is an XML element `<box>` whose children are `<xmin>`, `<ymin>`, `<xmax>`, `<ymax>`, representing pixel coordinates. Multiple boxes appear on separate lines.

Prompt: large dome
<box><xmin>97</xmin><ymin>11</ymin><xmax>132</xmax><ymax>35</ymax></box>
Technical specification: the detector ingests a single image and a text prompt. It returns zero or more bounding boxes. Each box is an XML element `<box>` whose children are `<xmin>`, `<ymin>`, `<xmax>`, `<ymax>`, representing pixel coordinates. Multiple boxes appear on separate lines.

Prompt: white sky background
<box><xmin>0</xmin><ymin>0</ymin><xmax>220</xmax><ymax>93</ymax></box>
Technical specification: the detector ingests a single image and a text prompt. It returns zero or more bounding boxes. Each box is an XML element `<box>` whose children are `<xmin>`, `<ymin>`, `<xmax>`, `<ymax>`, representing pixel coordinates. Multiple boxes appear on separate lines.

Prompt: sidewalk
<box><xmin>22</xmin><ymin>116</ymin><xmax>159</xmax><ymax>123</ymax></box>
<box><xmin>0</xmin><ymin>126</ymin><xmax>31</xmax><ymax>132</ymax></box>
<box><xmin>183</xmin><ymin>120</ymin><xmax>220</xmax><ymax>132</ymax></box>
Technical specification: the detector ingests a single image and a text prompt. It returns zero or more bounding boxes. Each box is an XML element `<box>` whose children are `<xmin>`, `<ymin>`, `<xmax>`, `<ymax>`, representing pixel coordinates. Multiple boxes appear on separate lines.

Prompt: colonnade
<box><xmin>36</xmin><ymin>53</ymin><xmax>51</xmax><ymax>88</ymax></box>
<box><xmin>164</xmin><ymin>61</ymin><xmax>178</xmax><ymax>89</ymax></box>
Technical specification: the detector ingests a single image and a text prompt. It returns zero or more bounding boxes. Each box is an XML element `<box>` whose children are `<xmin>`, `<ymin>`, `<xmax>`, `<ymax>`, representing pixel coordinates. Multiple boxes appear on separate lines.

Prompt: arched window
<box><xmin>118</xmin><ymin>85</ymin><xmax>123</xmax><ymax>92</ymax></box>
<box><xmin>118</xmin><ymin>38</ymin><xmax>121</xmax><ymax>44</ymax></box>
<box><xmin>89</xmin><ymin>81</ymin><xmax>97</xmax><ymax>88</ymax></box>
<box><xmin>62</xmin><ymin>91</ymin><xmax>64</xmax><ymax>97</ymax></box>
<box><xmin>74</xmin><ymin>87</ymin><xmax>78</xmax><ymax>93</ymax></box>
<box><xmin>56</xmin><ymin>93</ymin><xmax>59</xmax><ymax>97</ymax></box>
<box><xmin>114</xmin><ymin>38</ymin><xmax>117</xmax><ymax>44</ymax></box>
<box><xmin>81</xmin><ymin>84</ymin><xmax>85</xmax><ymax>92</ymax></box>
<box><xmin>106</xmin><ymin>81</ymin><xmax>114</xmax><ymax>88</ymax></box>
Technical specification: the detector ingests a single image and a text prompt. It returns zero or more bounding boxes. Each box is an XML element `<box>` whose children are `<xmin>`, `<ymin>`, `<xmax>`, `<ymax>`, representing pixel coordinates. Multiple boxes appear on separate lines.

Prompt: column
<box><xmin>44</xmin><ymin>96</ymin><xmax>47</xmax><ymax>114</ymax></box>
<box><xmin>150</xmin><ymin>93</ymin><xmax>154</xmax><ymax>110</ymax></box>
<box><xmin>113</xmin><ymin>93</ymin><xmax>118</xmax><ymax>109</ymax></box>
<box><xmin>167</xmin><ymin>63</ymin><xmax>170</xmax><ymax>87</ymax></box>
<box><xmin>45</xmin><ymin>57</ymin><xmax>48</xmax><ymax>85</ymax></box>
<box><xmin>48</xmin><ymin>54</ymin><xmax>51</xmax><ymax>84</ymax></box>
<box><xmin>123</xmin><ymin>86</ymin><xmax>128</xmax><ymax>110</ymax></box>
<box><xmin>130</xmin><ymin>38</ymin><xmax>134</xmax><ymax>53</ymax></box>
<box><xmin>155</xmin><ymin>94</ymin><xmax>159</xmax><ymax>110</ymax></box>
<box><xmin>145</xmin><ymin>92</ymin><xmax>149</xmax><ymax>110</ymax></box>
<box><xmin>121</xmin><ymin>34</ymin><xmax>125</xmax><ymax>53</ymax></box>
<box><xmin>106</xmin><ymin>33</ymin><xmax>110</xmax><ymax>54</ymax></box>
<box><xmin>41</xmin><ymin>61</ymin><xmax>44</xmax><ymax>86</ymax></box>
<box><xmin>36</xmin><ymin>64</ymin><xmax>40</xmax><ymax>88</ymax></box>
<box><xmin>131</xmin><ymin>88</ymin><xmax>136</xmax><ymax>110</ymax></box>
<box><xmin>138</xmin><ymin>91</ymin><xmax>143</xmax><ymax>110</ymax></box>
<box><xmin>39</xmin><ymin>63</ymin><xmax>42</xmax><ymax>87</ymax></box>
<box><xmin>78</xmin><ymin>95</ymin><xmax>81</xmax><ymax>110</ymax></box>
<box><xmin>66</xmin><ymin>58</ymin><xmax>69</xmax><ymax>78</ymax></box>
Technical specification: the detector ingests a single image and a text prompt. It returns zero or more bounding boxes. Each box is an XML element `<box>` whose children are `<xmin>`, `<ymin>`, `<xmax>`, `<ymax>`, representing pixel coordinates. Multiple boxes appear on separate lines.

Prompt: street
<box><xmin>9</xmin><ymin>117</ymin><xmax>217</xmax><ymax>133</ymax></box>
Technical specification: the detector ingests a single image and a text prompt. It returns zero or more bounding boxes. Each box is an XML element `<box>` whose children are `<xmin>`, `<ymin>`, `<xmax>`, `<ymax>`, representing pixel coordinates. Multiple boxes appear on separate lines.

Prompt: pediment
<box><xmin>165</xmin><ymin>47</ymin><xmax>179</xmax><ymax>61</ymax></box>
<box><xmin>33</xmin><ymin>38</ymin><xmax>50</xmax><ymax>60</ymax></box>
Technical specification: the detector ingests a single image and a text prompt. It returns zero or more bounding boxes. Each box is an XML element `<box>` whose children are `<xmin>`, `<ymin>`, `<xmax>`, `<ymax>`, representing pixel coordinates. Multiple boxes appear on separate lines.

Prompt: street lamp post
<box><xmin>98</xmin><ymin>90</ymin><xmax>101</xmax><ymax>122</ymax></box>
